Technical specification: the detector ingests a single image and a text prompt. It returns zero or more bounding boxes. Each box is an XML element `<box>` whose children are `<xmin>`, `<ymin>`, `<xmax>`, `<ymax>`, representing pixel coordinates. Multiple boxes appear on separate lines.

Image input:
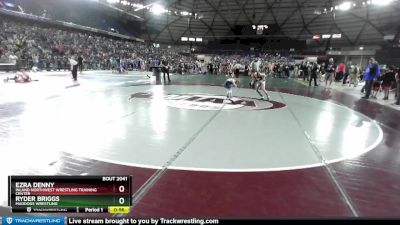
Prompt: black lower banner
<box><xmin>66</xmin><ymin>218</ymin><xmax>400</xmax><ymax>225</ymax></box>
<box><xmin>2</xmin><ymin>217</ymin><xmax>400</xmax><ymax>225</ymax></box>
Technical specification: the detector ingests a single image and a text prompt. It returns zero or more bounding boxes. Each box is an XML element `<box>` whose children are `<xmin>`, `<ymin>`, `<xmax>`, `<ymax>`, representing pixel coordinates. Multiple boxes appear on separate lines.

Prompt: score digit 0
<box><xmin>119</xmin><ymin>197</ymin><xmax>125</xmax><ymax>205</ymax></box>
<box><xmin>119</xmin><ymin>185</ymin><xmax>125</xmax><ymax>193</ymax></box>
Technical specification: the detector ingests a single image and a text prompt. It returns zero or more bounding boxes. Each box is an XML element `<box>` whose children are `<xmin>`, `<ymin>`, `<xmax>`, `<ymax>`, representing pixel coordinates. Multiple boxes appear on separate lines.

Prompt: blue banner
<box><xmin>2</xmin><ymin>217</ymin><xmax>64</xmax><ymax>225</ymax></box>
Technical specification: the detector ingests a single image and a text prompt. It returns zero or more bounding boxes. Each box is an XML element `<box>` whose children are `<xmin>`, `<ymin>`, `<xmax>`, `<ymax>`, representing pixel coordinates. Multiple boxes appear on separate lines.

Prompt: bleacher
<box><xmin>375</xmin><ymin>47</ymin><xmax>400</xmax><ymax>66</ymax></box>
<box><xmin>0</xmin><ymin>59</ymin><xmax>16</xmax><ymax>71</ymax></box>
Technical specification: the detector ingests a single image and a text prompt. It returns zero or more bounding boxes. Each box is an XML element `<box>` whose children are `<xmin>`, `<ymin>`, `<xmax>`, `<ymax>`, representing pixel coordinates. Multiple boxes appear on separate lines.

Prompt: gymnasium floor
<box><xmin>0</xmin><ymin>71</ymin><xmax>399</xmax><ymax>217</ymax></box>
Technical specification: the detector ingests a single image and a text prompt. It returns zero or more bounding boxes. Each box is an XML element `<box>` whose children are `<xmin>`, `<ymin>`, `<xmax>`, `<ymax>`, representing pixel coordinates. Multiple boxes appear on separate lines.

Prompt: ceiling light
<box><xmin>150</xmin><ymin>4</ymin><xmax>167</xmax><ymax>15</ymax></box>
<box><xmin>371</xmin><ymin>0</ymin><xmax>393</xmax><ymax>5</ymax></box>
<box><xmin>338</xmin><ymin>2</ymin><xmax>352</xmax><ymax>10</ymax></box>
<box><xmin>107</xmin><ymin>0</ymin><xmax>119</xmax><ymax>3</ymax></box>
<box><xmin>322</xmin><ymin>34</ymin><xmax>331</xmax><ymax>39</ymax></box>
<box><xmin>313</xmin><ymin>35</ymin><xmax>321</xmax><ymax>40</ymax></box>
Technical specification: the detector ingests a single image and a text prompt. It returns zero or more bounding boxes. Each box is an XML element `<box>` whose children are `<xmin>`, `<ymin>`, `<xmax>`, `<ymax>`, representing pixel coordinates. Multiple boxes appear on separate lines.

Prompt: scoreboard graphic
<box><xmin>8</xmin><ymin>176</ymin><xmax>132</xmax><ymax>213</ymax></box>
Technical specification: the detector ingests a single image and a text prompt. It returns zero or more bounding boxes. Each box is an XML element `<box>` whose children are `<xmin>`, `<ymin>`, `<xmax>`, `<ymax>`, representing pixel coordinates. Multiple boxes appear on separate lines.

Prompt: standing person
<box><xmin>360</xmin><ymin>64</ymin><xmax>367</xmax><ymax>94</ymax></box>
<box><xmin>293</xmin><ymin>64</ymin><xmax>299</xmax><ymax>79</ymax></box>
<box><xmin>208</xmin><ymin>63</ymin><xmax>213</xmax><ymax>74</ymax></box>
<box><xmin>32</xmin><ymin>53</ymin><xmax>39</xmax><ymax>70</ymax></box>
<box><xmin>69</xmin><ymin>55</ymin><xmax>79</xmax><ymax>83</ymax></box>
<box><xmin>343</xmin><ymin>61</ymin><xmax>352</xmax><ymax>85</ymax></box>
<box><xmin>288</xmin><ymin>64</ymin><xmax>294</xmax><ymax>79</ymax></box>
<box><xmin>302</xmin><ymin>62</ymin><xmax>309</xmax><ymax>82</ymax></box>
<box><xmin>232</xmin><ymin>61</ymin><xmax>241</xmax><ymax>78</ymax></box>
<box><xmin>202</xmin><ymin>61</ymin><xmax>207</xmax><ymax>75</ymax></box>
<box><xmin>56</xmin><ymin>56</ymin><xmax>62</xmax><ymax>71</ymax></box>
<box><xmin>110</xmin><ymin>57</ymin><xmax>117</xmax><ymax>73</ymax></box>
<box><xmin>298</xmin><ymin>64</ymin><xmax>303</xmax><ymax>79</ymax></box>
<box><xmin>9</xmin><ymin>52</ymin><xmax>18</xmax><ymax>71</ymax></box>
<box><xmin>177</xmin><ymin>63</ymin><xmax>183</xmax><ymax>75</ymax></box>
<box><xmin>309</xmin><ymin>62</ymin><xmax>318</xmax><ymax>87</ymax></box>
<box><xmin>160</xmin><ymin>57</ymin><xmax>171</xmax><ymax>82</ymax></box>
<box><xmin>254</xmin><ymin>71</ymin><xmax>270</xmax><ymax>101</ymax></box>
<box><xmin>77</xmin><ymin>55</ymin><xmax>84</xmax><ymax>74</ymax></box>
<box><xmin>381</xmin><ymin>66</ymin><xmax>396</xmax><ymax>100</ymax></box>
<box><xmin>319</xmin><ymin>62</ymin><xmax>326</xmax><ymax>82</ymax></box>
<box><xmin>249</xmin><ymin>58</ymin><xmax>261</xmax><ymax>88</ymax></box>
<box><xmin>349</xmin><ymin>64</ymin><xmax>359</xmax><ymax>87</ymax></box>
<box><xmin>264</xmin><ymin>64</ymin><xmax>271</xmax><ymax>76</ymax></box>
<box><xmin>362</xmin><ymin>58</ymin><xmax>381</xmax><ymax>100</ymax></box>
<box><xmin>371</xmin><ymin>77</ymin><xmax>382</xmax><ymax>99</ymax></box>
<box><xmin>325</xmin><ymin>58</ymin><xmax>336</xmax><ymax>87</ymax></box>
<box><xmin>336</xmin><ymin>61</ymin><xmax>346</xmax><ymax>82</ymax></box>
<box><xmin>116</xmin><ymin>57</ymin><xmax>122</xmax><ymax>73</ymax></box>
<box><xmin>214</xmin><ymin>63</ymin><xmax>219</xmax><ymax>75</ymax></box>
<box><xmin>395</xmin><ymin>68</ymin><xmax>400</xmax><ymax>105</ymax></box>
<box><xmin>224</xmin><ymin>77</ymin><xmax>239</xmax><ymax>101</ymax></box>
<box><xmin>284</xmin><ymin>64</ymin><xmax>290</xmax><ymax>78</ymax></box>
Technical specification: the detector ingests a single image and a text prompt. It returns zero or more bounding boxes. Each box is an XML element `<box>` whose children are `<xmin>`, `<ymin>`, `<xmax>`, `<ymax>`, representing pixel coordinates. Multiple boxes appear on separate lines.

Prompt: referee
<box><xmin>78</xmin><ymin>55</ymin><xmax>84</xmax><ymax>74</ymax></box>
<box><xmin>161</xmin><ymin>57</ymin><xmax>171</xmax><ymax>82</ymax></box>
<box><xmin>69</xmin><ymin>55</ymin><xmax>79</xmax><ymax>83</ymax></box>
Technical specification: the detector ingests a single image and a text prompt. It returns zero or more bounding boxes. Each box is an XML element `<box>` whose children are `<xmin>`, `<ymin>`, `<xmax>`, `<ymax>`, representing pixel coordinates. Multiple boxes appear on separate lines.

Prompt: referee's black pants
<box><xmin>162</xmin><ymin>68</ymin><xmax>170</xmax><ymax>81</ymax></box>
<box><xmin>72</xmin><ymin>65</ymin><xmax>78</xmax><ymax>81</ymax></box>
<box><xmin>309</xmin><ymin>74</ymin><xmax>317</xmax><ymax>86</ymax></box>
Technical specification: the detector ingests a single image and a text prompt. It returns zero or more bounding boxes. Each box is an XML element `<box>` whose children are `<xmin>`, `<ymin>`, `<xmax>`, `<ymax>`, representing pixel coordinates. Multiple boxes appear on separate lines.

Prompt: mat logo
<box><xmin>6</xmin><ymin>217</ymin><xmax>13</xmax><ymax>224</ymax></box>
<box><xmin>129</xmin><ymin>92</ymin><xmax>286</xmax><ymax>111</ymax></box>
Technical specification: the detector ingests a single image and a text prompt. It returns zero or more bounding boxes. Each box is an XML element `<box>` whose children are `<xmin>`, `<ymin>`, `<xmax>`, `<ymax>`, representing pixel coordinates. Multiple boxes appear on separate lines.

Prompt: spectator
<box><xmin>395</xmin><ymin>68</ymin><xmax>400</xmax><ymax>105</ymax></box>
<box><xmin>362</xmin><ymin>58</ymin><xmax>381</xmax><ymax>100</ymax></box>
<box><xmin>343</xmin><ymin>61</ymin><xmax>351</xmax><ymax>85</ymax></box>
<box><xmin>381</xmin><ymin>66</ymin><xmax>396</xmax><ymax>100</ymax></box>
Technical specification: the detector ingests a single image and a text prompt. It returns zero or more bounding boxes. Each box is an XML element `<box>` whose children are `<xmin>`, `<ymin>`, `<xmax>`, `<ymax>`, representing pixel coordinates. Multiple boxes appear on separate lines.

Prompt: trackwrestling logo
<box><xmin>129</xmin><ymin>92</ymin><xmax>286</xmax><ymax>111</ymax></box>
